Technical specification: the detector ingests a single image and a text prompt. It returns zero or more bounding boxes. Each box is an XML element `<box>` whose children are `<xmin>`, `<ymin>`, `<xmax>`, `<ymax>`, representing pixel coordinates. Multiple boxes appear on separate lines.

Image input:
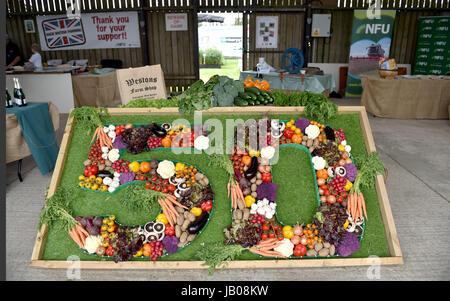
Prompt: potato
<box><xmin>242</xmin><ymin>208</ymin><xmax>250</xmax><ymax>220</ymax></box>
<box><xmin>251</xmin><ymin>184</ymin><xmax>257</xmax><ymax>192</ymax></box>
<box><xmin>250</xmin><ymin>177</ymin><xmax>256</xmax><ymax>184</ymax></box>
<box><xmin>237</xmin><ymin>199</ymin><xmax>245</xmax><ymax>210</ymax></box>
<box><xmin>330</xmin><ymin>245</ymin><xmax>336</xmax><ymax>256</ymax></box>
<box><xmin>314</xmin><ymin>242</ymin><xmax>323</xmax><ymax>251</ymax></box>
<box><xmin>236</xmin><ymin>210</ymin><xmax>243</xmax><ymax>220</ymax></box>
<box><xmin>323</xmin><ymin>242</ymin><xmax>331</xmax><ymax>249</ymax></box>
<box><xmin>180</xmin><ymin>232</ymin><xmax>188</xmax><ymax>243</ymax></box>
<box><xmin>251</xmin><ymin>192</ymin><xmax>257</xmax><ymax>198</ymax></box>
<box><xmin>175</xmin><ymin>225</ymin><xmax>182</xmax><ymax>238</ymax></box>
<box><xmin>195</xmin><ymin>173</ymin><xmax>204</xmax><ymax>181</ymax></box>
<box><xmin>176</xmin><ymin>215</ymin><xmax>185</xmax><ymax>225</ymax></box>
<box><xmin>243</xmin><ymin>187</ymin><xmax>251</xmax><ymax>196</ymax></box>
<box><xmin>307</xmin><ymin>139</ymin><xmax>313</xmax><ymax>147</ymax></box>
<box><xmin>181</xmin><ymin>219</ymin><xmax>190</xmax><ymax>231</ymax></box>
<box><xmin>306</xmin><ymin>249</ymin><xmax>318</xmax><ymax>256</ymax></box>
<box><xmin>187</xmin><ymin>234</ymin><xmax>196</xmax><ymax>242</ymax></box>
<box><xmin>98</xmin><ymin>164</ymin><xmax>106</xmax><ymax>171</ymax></box>
<box><xmin>255</xmin><ymin>179</ymin><xmax>263</xmax><ymax>186</ymax></box>
<box><xmin>186</xmin><ymin>212</ymin><xmax>196</xmax><ymax>222</ymax></box>
<box><xmin>176</xmin><ymin>206</ymin><xmax>185</xmax><ymax>214</ymax></box>
<box><xmin>83</xmin><ymin>159</ymin><xmax>92</xmax><ymax>166</ymax></box>
<box><xmin>319</xmin><ymin>248</ymin><xmax>330</xmax><ymax>257</ymax></box>
<box><xmin>104</xmin><ymin>160</ymin><xmax>112</xmax><ymax>167</ymax></box>
<box><xmin>256</xmin><ymin>172</ymin><xmax>262</xmax><ymax>179</ymax></box>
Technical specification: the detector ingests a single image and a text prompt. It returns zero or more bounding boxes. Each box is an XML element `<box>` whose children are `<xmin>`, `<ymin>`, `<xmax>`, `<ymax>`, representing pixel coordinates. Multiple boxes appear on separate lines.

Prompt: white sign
<box><xmin>166</xmin><ymin>13</ymin><xmax>188</xmax><ymax>31</ymax></box>
<box><xmin>312</xmin><ymin>14</ymin><xmax>331</xmax><ymax>37</ymax></box>
<box><xmin>36</xmin><ymin>11</ymin><xmax>141</xmax><ymax>50</ymax></box>
<box><xmin>256</xmin><ymin>16</ymin><xmax>278</xmax><ymax>48</ymax></box>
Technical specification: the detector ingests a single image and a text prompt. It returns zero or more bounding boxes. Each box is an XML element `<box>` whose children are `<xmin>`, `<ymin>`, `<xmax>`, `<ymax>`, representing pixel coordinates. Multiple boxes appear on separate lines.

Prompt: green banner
<box><xmin>345</xmin><ymin>10</ymin><xmax>396</xmax><ymax>97</ymax></box>
<box><xmin>413</xmin><ymin>16</ymin><xmax>449</xmax><ymax>75</ymax></box>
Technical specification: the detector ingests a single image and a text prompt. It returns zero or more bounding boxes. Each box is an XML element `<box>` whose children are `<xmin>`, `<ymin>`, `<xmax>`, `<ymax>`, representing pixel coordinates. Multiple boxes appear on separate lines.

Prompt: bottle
<box><xmin>6</xmin><ymin>89</ymin><xmax>13</xmax><ymax>108</ymax></box>
<box><xmin>13</xmin><ymin>78</ymin><xmax>27</xmax><ymax>107</ymax></box>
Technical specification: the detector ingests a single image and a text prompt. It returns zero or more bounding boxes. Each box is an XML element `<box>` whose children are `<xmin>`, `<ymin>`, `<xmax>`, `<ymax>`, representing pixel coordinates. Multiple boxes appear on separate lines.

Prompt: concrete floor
<box><xmin>5</xmin><ymin>99</ymin><xmax>450</xmax><ymax>280</ymax></box>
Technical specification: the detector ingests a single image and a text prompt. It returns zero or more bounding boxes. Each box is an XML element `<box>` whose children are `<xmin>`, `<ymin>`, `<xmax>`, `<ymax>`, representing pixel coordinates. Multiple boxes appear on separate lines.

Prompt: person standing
<box><xmin>25</xmin><ymin>43</ymin><xmax>43</xmax><ymax>71</ymax></box>
<box><xmin>6</xmin><ymin>34</ymin><xmax>23</xmax><ymax>69</ymax></box>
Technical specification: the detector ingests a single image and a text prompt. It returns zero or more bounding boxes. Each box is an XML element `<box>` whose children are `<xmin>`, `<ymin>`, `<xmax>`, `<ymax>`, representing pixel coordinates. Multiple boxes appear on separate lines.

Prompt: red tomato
<box><xmin>269</xmin><ymin>233</ymin><xmax>275</xmax><ymax>238</ymax></box>
<box><xmin>293</xmin><ymin>244</ymin><xmax>307</xmax><ymax>257</ymax></box>
<box><xmin>164</xmin><ymin>224</ymin><xmax>175</xmax><ymax>236</ymax></box>
<box><xmin>261</xmin><ymin>233</ymin><xmax>268</xmax><ymax>240</ymax></box>
<box><xmin>262</xmin><ymin>224</ymin><xmax>270</xmax><ymax>232</ymax></box>
<box><xmin>139</xmin><ymin>175</ymin><xmax>146</xmax><ymax>181</ymax></box>
<box><xmin>106</xmin><ymin>246</ymin><xmax>114</xmax><ymax>257</ymax></box>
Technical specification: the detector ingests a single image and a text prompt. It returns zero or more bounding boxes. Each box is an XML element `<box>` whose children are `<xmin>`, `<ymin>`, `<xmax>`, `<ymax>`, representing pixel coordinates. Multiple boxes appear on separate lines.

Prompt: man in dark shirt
<box><xmin>6</xmin><ymin>34</ymin><xmax>23</xmax><ymax>69</ymax></box>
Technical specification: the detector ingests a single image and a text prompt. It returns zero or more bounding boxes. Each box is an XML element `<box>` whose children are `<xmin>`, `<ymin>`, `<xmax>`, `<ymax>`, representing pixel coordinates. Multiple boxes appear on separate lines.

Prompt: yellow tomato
<box><xmin>175</xmin><ymin>162</ymin><xmax>185</xmax><ymax>172</ymax></box>
<box><xmin>344</xmin><ymin>180</ymin><xmax>353</xmax><ymax>191</ymax></box>
<box><xmin>290</xmin><ymin>119</ymin><xmax>295</xmax><ymax>124</ymax></box>
<box><xmin>89</xmin><ymin>175</ymin><xmax>96</xmax><ymax>182</ymax></box>
<box><xmin>101</xmin><ymin>225</ymin><xmax>108</xmax><ymax>231</ymax></box>
<box><xmin>343</xmin><ymin>219</ymin><xmax>349</xmax><ymax>229</ymax></box>
<box><xmin>295</xmin><ymin>128</ymin><xmax>301</xmax><ymax>134</ymax></box>
<box><xmin>85</xmin><ymin>182</ymin><xmax>92</xmax><ymax>189</ymax></box>
<box><xmin>129</xmin><ymin>161</ymin><xmax>140</xmax><ymax>173</ymax></box>
<box><xmin>78</xmin><ymin>181</ymin><xmax>86</xmax><ymax>188</ymax></box>
<box><xmin>102</xmin><ymin>241</ymin><xmax>110</xmax><ymax>247</ymax></box>
<box><xmin>286</xmin><ymin>122</ymin><xmax>292</xmax><ymax>127</ymax></box>
<box><xmin>91</xmin><ymin>184</ymin><xmax>99</xmax><ymax>191</ymax></box>
<box><xmin>156</xmin><ymin>213</ymin><xmax>168</xmax><ymax>224</ymax></box>
<box><xmin>103</xmin><ymin>218</ymin><xmax>110</xmax><ymax>224</ymax></box>
<box><xmin>95</xmin><ymin>177</ymin><xmax>103</xmax><ymax>185</ymax></box>
<box><xmin>107</xmin><ymin>226</ymin><xmax>115</xmax><ymax>233</ymax></box>
<box><xmin>78</xmin><ymin>175</ymin><xmax>85</xmax><ymax>181</ymax></box>
<box><xmin>282</xmin><ymin>225</ymin><xmax>294</xmax><ymax>239</ymax></box>
<box><xmin>107</xmin><ymin>220</ymin><xmax>114</xmax><ymax>227</ymax></box>
<box><xmin>244</xmin><ymin>195</ymin><xmax>256</xmax><ymax>208</ymax></box>
<box><xmin>100</xmin><ymin>185</ymin><xmax>108</xmax><ymax>192</ymax></box>
<box><xmin>338</xmin><ymin>144</ymin><xmax>345</xmax><ymax>152</ymax></box>
<box><xmin>190</xmin><ymin>207</ymin><xmax>202</xmax><ymax>217</ymax></box>
<box><xmin>109</xmin><ymin>215</ymin><xmax>116</xmax><ymax>221</ymax></box>
<box><xmin>84</xmin><ymin>177</ymin><xmax>90</xmax><ymax>183</ymax></box>
<box><xmin>101</xmin><ymin>231</ymin><xmax>109</xmax><ymax>239</ymax></box>
<box><xmin>133</xmin><ymin>249</ymin><xmax>143</xmax><ymax>257</ymax></box>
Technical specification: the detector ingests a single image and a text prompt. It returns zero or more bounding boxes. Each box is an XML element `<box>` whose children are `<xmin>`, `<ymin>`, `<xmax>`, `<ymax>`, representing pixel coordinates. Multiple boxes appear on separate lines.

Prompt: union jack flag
<box><xmin>42</xmin><ymin>17</ymin><xmax>86</xmax><ymax>49</ymax></box>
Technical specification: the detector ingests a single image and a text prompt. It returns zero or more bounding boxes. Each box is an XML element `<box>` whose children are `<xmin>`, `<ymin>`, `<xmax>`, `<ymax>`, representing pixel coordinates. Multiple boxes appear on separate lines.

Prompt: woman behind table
<box><xmin>26</xmin><ymin>43</ymin><xmax>43</xmax><ymax>71</ymax></box>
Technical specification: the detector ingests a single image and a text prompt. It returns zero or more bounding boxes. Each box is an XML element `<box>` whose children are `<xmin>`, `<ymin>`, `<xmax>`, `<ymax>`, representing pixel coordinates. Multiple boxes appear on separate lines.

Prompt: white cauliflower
<box><xmin>305</xmin><ymin>124</ymin><xmax>320</xmax><ymax>140</ymax></box>
<box><xmin>274</xmin><ymin>238</ymin><xmax>294</xmax><ymax>257</ymax></box>
<box><xmin>157</xmin><ymin>160</ymin><xmax>175</xmax><ymax>179</ymax></box>
<box><xmin>312</xmin><ymin>156</ymin><xmax>326</xmax><ymax>170</ymax></box>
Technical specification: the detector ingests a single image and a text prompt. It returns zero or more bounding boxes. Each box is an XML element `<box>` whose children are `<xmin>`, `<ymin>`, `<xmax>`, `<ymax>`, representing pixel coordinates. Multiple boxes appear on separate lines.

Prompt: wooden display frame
<box><xmin>30</xmin><ymin>106</ymin><xmax>403</xmax><ymax>269</ymax></box>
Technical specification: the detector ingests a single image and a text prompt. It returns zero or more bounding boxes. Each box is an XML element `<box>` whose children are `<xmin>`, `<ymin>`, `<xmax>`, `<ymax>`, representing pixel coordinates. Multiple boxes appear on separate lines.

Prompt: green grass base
<box><xmin>41</xmin><ymin>113</ymin><xmax>390</xmax><ymax>262</ymax></box>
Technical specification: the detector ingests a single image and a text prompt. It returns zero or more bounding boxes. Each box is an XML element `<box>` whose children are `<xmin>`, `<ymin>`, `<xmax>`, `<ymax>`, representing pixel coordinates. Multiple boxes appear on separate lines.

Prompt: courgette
<box><xmin>238</xmin><ymin>92</ymin><xmax>252</xmax><ymax>100</ymax></box>
<box><xmin>245</xmin><ymin>87</ymin><xmax>261</xmax><ymax>95</ymax></box>
<box><xmin>234</xmin><ymin>97</ymin><xmax>248</xmax><ymax>107</ymax></box>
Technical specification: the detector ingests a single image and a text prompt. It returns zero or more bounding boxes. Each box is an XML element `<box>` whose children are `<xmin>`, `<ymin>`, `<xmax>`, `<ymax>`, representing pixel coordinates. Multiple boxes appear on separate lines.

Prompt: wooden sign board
<box><xmin>116</xmin><ymin>65</ymin><xmax>167</xmax><ymax>105</ymax></box>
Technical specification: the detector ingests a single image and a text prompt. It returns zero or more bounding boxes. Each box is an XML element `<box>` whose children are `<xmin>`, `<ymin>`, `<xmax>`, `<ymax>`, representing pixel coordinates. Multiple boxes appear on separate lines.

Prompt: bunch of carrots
<box><xmin>249</xmin><ymin>238</ymin><xmax>285</xmax><ymax>258</ymax></box>
<box><xmin>346</xmin><ymin>191</ymin><xmax>367</xmax><ymax>222</ymax></box>
<box><xmin>157</xmin><ymin>194</ymin><xmax>188</xmax><ymax>226</ymax></box>
<box><xmin>91</xmin><ymin>126</ymin><xmax>113</xmax><ymax>149</ymax></box>
<box><xmin>68</xmin><ymin>222</ymin><xmax>90</xmax><ymax>250</ymax></box>
<box><xmin>227</xmin><ymin>180</ymin><xmax>244</xmax><ymax>212</ymax></box>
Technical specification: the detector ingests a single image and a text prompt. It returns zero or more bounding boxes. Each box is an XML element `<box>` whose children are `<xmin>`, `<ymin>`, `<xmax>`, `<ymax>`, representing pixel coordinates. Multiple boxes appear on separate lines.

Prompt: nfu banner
<box><xmin>345</xmin><ymin>10</ymin><xmax>396</xmax><ymax>97</ymax></box>
<box><xmin>36</xmin><ymin>11</ymin><xmax>141</xmax><ymax>50</ymax></box>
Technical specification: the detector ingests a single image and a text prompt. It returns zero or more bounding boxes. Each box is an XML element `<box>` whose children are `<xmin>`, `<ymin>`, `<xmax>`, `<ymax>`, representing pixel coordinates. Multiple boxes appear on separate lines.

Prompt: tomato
<box><xmin>145</xmin><ymin>181</ymin><xmax>152</xmax><ymax>189</ymax></box>
<box><xmin>269</xmin><ymin>233</ymin><xmax>275</xmax><ymax>238</ymax></box>
<box><xmin>162</xmin><ymin>187</ymin><xmax>169</xmax><ymax>194</ymax></box>
<box><xmin>200</xmin><ymin>200</ymin><xmax>213</xmax><ymax>212</ymax></box>
<box><xmin>139</xmin><ymin>161</ymin><xmax>151</xmax><ymax>173</ymax></box>
<box><xmin>262</xmin><ymin>224</ymin><xmax>270</xmax><ymax>232</ymax></box>
<box><xmin>277</xmin><ymin>234</ymin><xmax>284</xmax><ymax>241</ymax></box>
<box><xmin>105</xmin><ymin>246</ymin><xmax>114</xmax><ymax>257</ymax></box>
<box><xmin>139</xmin><ymin>175</ymin><xmax>146</xmax><ymax>181</ymax></box>
<box><xmin>293</xmin><ymin>244</ymin><xmax>307</xmax><ymax>257</ymax></box>
<box><xmin>168</xmin><ymin>184</ymin><xmax>176</xmax><ymax>192</ymax></box>
<box><xmin>261</xmin><ymin>233</ymin><xmax>268</xmax><ymax>240</ymax></box>
<box><xmin>261</xmin><ymin>173</ymin><xmax>272</xmax><ymax>183</ymax></box>
<box><xmin>150</xmin><ymin>184</ymin><xmax>156</xmax><ymax>190</ymax></box>
<box><xmin>324</xmin><ymin>190</ymin><xmax>330</xmax><ymax>196</ymax></box>
<box><xmin>155</xmin><ymin>185</ymin><xmax>162</xmax><ymax>192</ymax></box>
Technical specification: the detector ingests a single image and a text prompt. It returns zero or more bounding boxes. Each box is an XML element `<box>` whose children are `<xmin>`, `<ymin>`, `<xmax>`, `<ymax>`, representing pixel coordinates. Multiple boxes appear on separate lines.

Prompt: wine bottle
<box><xmin>14</xmin><ymin>78</ymin><xmax>27</xmax><ymax>107</ymax></box>
<box><xmin>6</xmin><ymin>89</ymin><xmax>13</xmax><ymax>108</ymax></box>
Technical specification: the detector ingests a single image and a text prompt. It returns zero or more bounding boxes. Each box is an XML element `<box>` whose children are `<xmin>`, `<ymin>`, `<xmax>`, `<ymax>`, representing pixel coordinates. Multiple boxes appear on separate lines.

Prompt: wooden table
<box><xmin>71</xmin><ymin>71</ymin><xmax>121</xmax><ymax>108</ymax></box>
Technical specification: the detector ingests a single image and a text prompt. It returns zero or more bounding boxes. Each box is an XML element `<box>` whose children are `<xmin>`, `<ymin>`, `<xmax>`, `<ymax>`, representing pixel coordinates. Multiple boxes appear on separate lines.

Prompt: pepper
<box><xmin>156</xmin><ymin>213</ymin><xmax>168</xmax><ymax>224</ymax></box>
<box><xmin>282</xmin><ymin>225</ymin><xmax>294</xmax><ymax>239</ymax></box>
<box><xmin>200</xmin><ymin>200</ymin><xmax>213</xmax><ymax>212</ymax></box>
<box><xmin>261</xmin><ymin>172</ymin><xmax>272</xmax><ymax>183</ymax></box>
<box><xmin>164</xmin><ymin>224</ymin><xmax>175</xmax><ymax>236</ymax></box>
<box><xmin>344</xmin><ymin>180</ymin><xmax>353</xmax><ymax>191</ymax></box>
<box><xmin>244</xmin><ymin>195</ymin><xmax>256</xmax><ymax>208</ymax></box>
<box><xmin>190</xmin><ymin>207</ymin><xmax>202</xmax><ymax>217</ymax></box>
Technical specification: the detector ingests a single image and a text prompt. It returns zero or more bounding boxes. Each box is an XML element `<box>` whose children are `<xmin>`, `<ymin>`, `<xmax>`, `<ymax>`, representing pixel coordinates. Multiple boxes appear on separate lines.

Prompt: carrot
<box><xmin>91</xmin><ymin>127</ymin><xmax>100</xmax><ymax>144</ymax></box>
<box><xmin>77</xmin><ymin>223</ymin><xmax>89</xmax><ymax>237</ymax></box>
<box><xmin>164</xmin><ymin>199</ymin><xmax>179</xmax><ymax>217</ymax></box>
<box><xmin>231</xmin><ymin>186</ymin><xmax>236</xmax><ymax>210</ymax></box>
<box><xmin>236</xmin><ymin>185</ymin><xmax>244</xmax><ymax>202</ymax></box>
<box><xmin>166</xmin><ymin>197</ymin><xmax>188</xmax><ymax>209</ymax></box>
<box><xmin>158</xmin><ymin>199</ymin><xmax>174</xmax><ymax>225</ymax></box>
<box><xmin>227</xmin><ymin>181</ymin><xmax>231</xmax><ymax>198</ymax></box>
<box><xmin>69</xmin><ymin>228</ymin><xmax>84</xmax><ymax>249</ymax></box>
<box><xmin>351</xmin><ymin>192</ymin><xmax>357</xmax><ymax>219</ymax></box>
<box><xmin>360</xmin><ymin>192</ymin><xmax>368</xmax><ymax>221</ymax></box>
<box><xmin>249</xmin><ymin>248</ymin><xmax>275</xmax><ymax>257</ymax></box>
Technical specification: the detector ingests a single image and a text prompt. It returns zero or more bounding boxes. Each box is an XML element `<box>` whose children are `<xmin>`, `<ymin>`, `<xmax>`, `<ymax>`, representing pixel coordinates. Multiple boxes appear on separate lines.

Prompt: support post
<box><xmin>303</xmin><ymin>0</ymin><xmax>312</xmax><ymax>67</ymax></box>
<box><xmin>139</xmin><ymin>0</ymin><xmax>150</xmax><ymax>66</ymax></box>
<box><xmin>192</xmin><ymin>0</ymin><xmax>200</xmax><ymax>81</ymax></box>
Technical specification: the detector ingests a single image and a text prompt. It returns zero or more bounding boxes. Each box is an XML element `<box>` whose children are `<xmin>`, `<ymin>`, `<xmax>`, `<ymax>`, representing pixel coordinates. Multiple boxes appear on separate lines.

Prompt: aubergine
<box><xmin>244</xmin><ymin>156</ymin><xmax>258</xmax><ymax>179</ymax></box>
<box><xmin>151</xmin><ymin>123</ymin><xmax>167</xmax><ymax>138</ymax></box>
<box><xmin>97</xmin><ymin>170</ymin><xmax>113</xmax><ymax>179</ymax></box>
<box><xmin>187</xmin><ymin>212</ymin><xmax>209</xmax><ymax>234</ymax></box>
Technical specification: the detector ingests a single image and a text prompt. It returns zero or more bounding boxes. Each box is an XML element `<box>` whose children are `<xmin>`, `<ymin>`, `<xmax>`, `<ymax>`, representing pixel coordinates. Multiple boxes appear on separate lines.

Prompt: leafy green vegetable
<box><xmin>39</xmin><ymin>187</ymin><xmax>79</xmax><ymax>232</ymax></box>
<box><xmin>118</xmin><ymin>98</ymin><xmax>179</xmax><ymax>108</ymax></box>
<box><xmin>69</xmin><ymin>106</ymin><xmax>109</xmax><ymax>135</ymax></box>
<box><xmin>115</xmin><ymin>183</ymin><xmax>166</xmax><ymax>214</ymax></box>
<box><xmin>196</xmin><ymin>242</ymin><xmax>248</xmax><ymax>273</ymax></box>
<box><xmin>304</xmin><ymin>93</ymin><xmax>338</xmax><ymax>123</ymax></box>
<box><xmin>177</xmin><ymin>79</ymin><xmax>215</xmax><ymax>114</ymax></box>
<box><xmin>273</xmin><ymin>90</ymin><xmax>309</xmax><ymax>106</ymax></box>
<box><xmin>211</xmin><ymin>76</ymin><xmax>244</xmax><ymax>107</ymax></box>
<box><xmin>351</xmin><ymin>152</ymin><xmax>386</xmax><ymax>193</ymax></box>
<box><xmin>207</xmin><ymin>154</ymin><xmax>235</xmax><ymax>178</ymax></box>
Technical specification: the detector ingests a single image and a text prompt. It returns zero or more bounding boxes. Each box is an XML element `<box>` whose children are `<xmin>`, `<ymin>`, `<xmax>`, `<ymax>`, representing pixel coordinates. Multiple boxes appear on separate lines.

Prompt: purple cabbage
<box><xmin>256</xmin><ymin>182</ymin><xmax>277</xmax><ymax>202</ymax></box>
<box><xmin>295</xmin><ymin>118</ymin><xmax>310</xmax><ymax>132</ymax></box>
<box><xmin>336</xmin><ymin>231</ymin><xmax>360</xmax><ymax>257</ymax></box>
<box><xmin>344</xmin><ymin>163</ymin><xmax>358</xmax><ymax>182</ymax></box>
<box><xmin>113</xmin><ymin>135</ymin><xmax>127</xmax><ymax>150</ymax></box>
<box><xmin>119</xmin><ymin>172</ymin><xmax>136</xmax><ymax>185</ymax></box>
<box><xmin>162</xmin><ymin>235</ymin><xmax>179</xmax><ymax>254</ymax></box>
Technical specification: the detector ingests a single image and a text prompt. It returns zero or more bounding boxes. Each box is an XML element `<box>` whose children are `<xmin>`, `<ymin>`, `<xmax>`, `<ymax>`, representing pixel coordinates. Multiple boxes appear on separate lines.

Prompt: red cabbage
<box><xmin>344</xmin><ymin>163</ymin><xmax>358</xmax><ymax>182</ymax></box>
<box><xmin>113</xmin><ymin>135</ymin><xmax>127</xmax><ymax>150</ymax></box>
<box><xmin>295</xmin><ymin>118</ymin><xmax>310</xmax><ymax>132</ymax></box>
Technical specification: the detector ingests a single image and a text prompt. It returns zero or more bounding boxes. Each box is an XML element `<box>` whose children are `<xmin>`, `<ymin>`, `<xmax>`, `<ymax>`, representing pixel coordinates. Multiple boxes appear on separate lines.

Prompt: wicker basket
<box><xmin>378</xmin><ymin>69</ymin><xmax>398</xmax><ymax>79</ymax></box>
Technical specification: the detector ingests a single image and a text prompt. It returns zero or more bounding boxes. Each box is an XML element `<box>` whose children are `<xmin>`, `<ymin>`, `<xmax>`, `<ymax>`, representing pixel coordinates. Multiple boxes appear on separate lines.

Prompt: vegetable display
<box><xmin>38</xmin><ymin>78</ymin><xmax>386</xmax><ymax>269</ymax></box>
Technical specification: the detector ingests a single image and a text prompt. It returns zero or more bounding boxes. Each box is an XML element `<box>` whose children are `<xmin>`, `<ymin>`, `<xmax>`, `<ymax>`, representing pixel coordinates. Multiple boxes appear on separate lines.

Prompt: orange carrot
<box><xmin>91</xmin><ymin>127</ymin><xmax>100</xmax><ymax>144</ymax></box>
<box><xmin>69</xmin><ymin>228</ymin><xmax>84</xmax><ymax>249</ymax></box>
<box><xmin>166</xmin><ymin>196</ymin><xmax>188</xmax><ymax>209</ymax></box>
<box><xmin>235</xmin><ymin>185</ymin><xmax>244</xmax><ymax>202</ymax></box>
<box><xmin>77</xmin><ymin>223</ymin><xmax>89</xmax><ymax>237</ymax></box>
<box><xmin>227</xmin><ymin>181</ymin><xmax>231</xmax><ymax>198</ymax></box>
<box><xmin>360</xmin><ymin>192</ymin><xmax>368</xmax><ymax>221</ymax></box>
<box><xmin>163</xmin><ymin>199</ymin><xmax>179</xmax><ymax>217</ymax></box>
